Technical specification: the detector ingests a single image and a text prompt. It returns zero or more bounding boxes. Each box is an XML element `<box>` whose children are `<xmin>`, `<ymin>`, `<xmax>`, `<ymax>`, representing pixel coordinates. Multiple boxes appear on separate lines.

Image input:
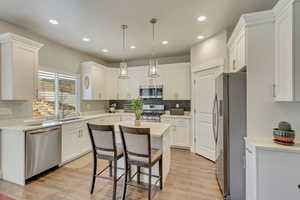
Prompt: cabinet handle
<box><xmin>272</xmin><ymin>84</ymin><xmax>276</xmax><ymax>98</ymax></box>
<box><xmin>233</xmin><ymin>60</ymin><xmax>236</xmax><ymax>70</ymax></box>
<box><xmin>246</xmin><ymin>148</ymin><xmax>252</xmax><ymax>154</ymax></box>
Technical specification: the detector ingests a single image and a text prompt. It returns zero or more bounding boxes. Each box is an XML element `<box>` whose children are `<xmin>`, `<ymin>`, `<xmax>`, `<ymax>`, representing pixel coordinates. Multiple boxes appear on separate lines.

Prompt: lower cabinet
<box><xmin>61</xmin><ymin>121</ymin><xmax>91</xmax><ymax>164</ymax></box>
<box><xmin>245</xmin><ymin>138</ymin><xmax>300</xmax><ymax>200</ymax></box>
<box><xmin>161</xmin><ymin>117</ymin><xmax>191</xmax><ymax>149</ymax></box>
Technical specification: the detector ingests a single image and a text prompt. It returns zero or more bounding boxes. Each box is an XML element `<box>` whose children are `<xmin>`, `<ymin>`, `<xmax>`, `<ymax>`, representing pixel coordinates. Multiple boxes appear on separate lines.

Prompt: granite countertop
<box><xmin>245</xmin><ymin>137</ymin><xmax>300</xmax><ymax>153</ymax></box>
<box><xmin>0</xmin><ymin>112</ymin><xmax>135</xmax><ymax>132</ymax></box>
<box><xmin>161</xmin><ymin>113</ymin><xmax>192</xmax><ymax>119</ymax></box>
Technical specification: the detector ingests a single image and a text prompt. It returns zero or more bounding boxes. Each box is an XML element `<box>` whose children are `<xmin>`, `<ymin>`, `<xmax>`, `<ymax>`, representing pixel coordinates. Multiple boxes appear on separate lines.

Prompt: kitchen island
<box><xmin>113</xmin><ymin>121</ymin><xmax>172</xmax><ymax>186</ymax></box>
<box><xmin>0</xmin><ymin>115</ymin><xmax>171</xmax><ymax>187</ymax></box>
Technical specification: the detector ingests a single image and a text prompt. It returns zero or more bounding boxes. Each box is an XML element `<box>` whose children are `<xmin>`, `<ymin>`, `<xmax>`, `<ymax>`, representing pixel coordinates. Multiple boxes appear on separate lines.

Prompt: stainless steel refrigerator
<box><xmin>213</xmin><ymin>72</ymin><xmax>246</xmax><ymax>200</ymax></box>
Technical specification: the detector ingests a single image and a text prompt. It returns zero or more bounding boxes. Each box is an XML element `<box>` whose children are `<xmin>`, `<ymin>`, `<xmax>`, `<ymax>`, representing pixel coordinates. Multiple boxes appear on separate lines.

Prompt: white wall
<box><xmin>0</xmin><ymin>20</ymin><xmax>108</xmax><ymax>120</ymax></box>
<box><xmin>191</xmin><ymin>31</ymin><xmax>228</xmax><ymax>68</ymax></box>
<box><xmin>247</xmin><ymin>22</ymin><xmax>300</xmax><ymax>141</ymax></box>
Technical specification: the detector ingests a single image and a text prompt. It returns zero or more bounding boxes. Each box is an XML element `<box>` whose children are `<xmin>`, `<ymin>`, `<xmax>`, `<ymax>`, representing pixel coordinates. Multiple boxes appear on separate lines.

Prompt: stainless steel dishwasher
<box><xmin>26</xmin><ymin>126</ymin><xmax>61</xmax><ymax>179</ymax></box>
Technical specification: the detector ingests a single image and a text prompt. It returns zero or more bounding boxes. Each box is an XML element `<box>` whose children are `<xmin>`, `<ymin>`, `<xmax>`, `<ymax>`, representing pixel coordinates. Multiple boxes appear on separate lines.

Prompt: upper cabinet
<box><xmin>0</xmin><ymin>33</ymin><xmax>43</xmax><ymax>100</ymax></box>
<box><xmin>81</xmin><ymin>61</ymin><xmax>191</xmax><ymax>101</ymax></box>
<box><xmin>228</xmin><ymin>28</ymin><xmax>246</xmax><ymax>72</ymax></box>
<box><xmin>159</xmin><ymin>63</ymin><xmax>191</xmax><ymax>100</ymax></box>
<box><xmin>227</xmin><ymin>11</ymin><xmax>275</xmax><ymax>73</ymax></box>
<box><xmin>81</xmin><ymin>62</ymin><xmax>108</xmax><ymax>100</ymax></box>
<box><xmin>273</xmin><ymin>0</ymin><xmax>300</xmax><ymax>101</ymax></box>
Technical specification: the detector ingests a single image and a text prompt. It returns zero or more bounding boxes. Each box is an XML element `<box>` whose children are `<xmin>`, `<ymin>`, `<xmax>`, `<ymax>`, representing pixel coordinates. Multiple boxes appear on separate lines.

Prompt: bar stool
<box><xmin>119</xmin><ymin>125</ymin><xmax>163</xmax><ymax>200</ymax></box>
<box><xmin>87</xmin><ymin>123</ymin><xmax>124</xmax><ymax>200</ymax></box>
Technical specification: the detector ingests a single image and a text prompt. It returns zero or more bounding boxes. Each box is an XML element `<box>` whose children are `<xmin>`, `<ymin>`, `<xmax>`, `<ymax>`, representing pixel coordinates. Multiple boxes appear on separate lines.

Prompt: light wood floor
<box><xmin>0</xmin><ymin>149</ymin><xmax>222</xmax><ymax>200</ymax></box>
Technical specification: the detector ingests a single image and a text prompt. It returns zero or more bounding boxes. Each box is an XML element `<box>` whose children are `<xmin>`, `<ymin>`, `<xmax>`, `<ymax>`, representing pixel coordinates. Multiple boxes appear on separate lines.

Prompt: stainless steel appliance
<box><xmin>142</xmin><ymin>104</ymin><xmax>165</xmax><ymax>122</ymax></box>
<box><xmin>213</xmin><ymin>73</ymin><xmax>246</xmax><ymax>200</ymax></box>
<box><xmin>26</xmin><ymin>126</ymin><xmax>61</xmax><ymax>179</ymax></box>
<box><xmin>139</xmin><ymin>85</ymin><xmax>163</xmax><ymax>99</ymax></box>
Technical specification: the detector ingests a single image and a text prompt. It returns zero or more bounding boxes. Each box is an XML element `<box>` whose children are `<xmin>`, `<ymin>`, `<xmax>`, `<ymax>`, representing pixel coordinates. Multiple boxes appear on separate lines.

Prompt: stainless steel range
<box><xmin>141</xmin><ymin>104</ymin><xmax>165</xmax><ymax>122</ymax></box>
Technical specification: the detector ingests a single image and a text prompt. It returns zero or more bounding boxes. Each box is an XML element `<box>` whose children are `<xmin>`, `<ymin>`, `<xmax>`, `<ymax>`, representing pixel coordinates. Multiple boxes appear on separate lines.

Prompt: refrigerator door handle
<box><xmin>212</xmin><ymin>95</ymin><xmax>219</xmax><ymax>143</ymax></box>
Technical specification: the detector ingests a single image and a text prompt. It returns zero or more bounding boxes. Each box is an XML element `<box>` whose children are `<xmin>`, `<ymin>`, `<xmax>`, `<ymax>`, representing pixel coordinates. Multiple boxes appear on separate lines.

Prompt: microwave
<box><xmin>139</xmin><ymin>85</ymin><xmax>163</xmax><ymax>99</ymax></box>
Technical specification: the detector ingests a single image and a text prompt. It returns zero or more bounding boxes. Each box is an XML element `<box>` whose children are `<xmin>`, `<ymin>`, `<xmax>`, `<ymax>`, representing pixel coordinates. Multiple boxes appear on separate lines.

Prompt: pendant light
<box><xmin>148</xmin><ymin>18</ymin><xmax>159</xmax><ymax>78</ymax></box>
<box><xmin>119</xmin><ymin>24</ymin><xmax>129</xmax><ymax>79</ymax></box>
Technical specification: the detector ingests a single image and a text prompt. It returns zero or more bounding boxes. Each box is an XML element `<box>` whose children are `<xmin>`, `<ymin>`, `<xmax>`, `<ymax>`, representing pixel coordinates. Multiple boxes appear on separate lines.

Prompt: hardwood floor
<box><xmin>0</xmin><ymin>149</ymin><xmax>222</xmax><ymax>200</ymax></box>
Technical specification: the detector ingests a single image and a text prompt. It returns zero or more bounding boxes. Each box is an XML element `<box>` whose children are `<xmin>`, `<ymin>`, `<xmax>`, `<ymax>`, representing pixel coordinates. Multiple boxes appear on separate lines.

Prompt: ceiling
<box><xmin>0</xmin><ymin>0</ymin><xmax>278</xmax><ymax>62</ymax></box>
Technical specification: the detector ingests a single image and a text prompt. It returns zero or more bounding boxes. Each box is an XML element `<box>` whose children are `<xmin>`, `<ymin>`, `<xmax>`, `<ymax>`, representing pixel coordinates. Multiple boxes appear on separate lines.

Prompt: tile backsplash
<box><xmin>109</xmin><ymin>99</ymin><xmax>191</xmax><ymax>111</ymax></box>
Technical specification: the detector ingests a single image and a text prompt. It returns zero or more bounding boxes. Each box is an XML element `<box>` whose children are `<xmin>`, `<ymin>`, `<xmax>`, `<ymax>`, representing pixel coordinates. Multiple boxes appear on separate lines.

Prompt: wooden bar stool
<box><xmin>119</xmin><ymin>125</ymin><xmax>163</xmax><ymax>200</ymax></box>
<box><xmin>87</xmin><ymin>123</ymin><xmax>124</xmax><ymax>200</ymax></box>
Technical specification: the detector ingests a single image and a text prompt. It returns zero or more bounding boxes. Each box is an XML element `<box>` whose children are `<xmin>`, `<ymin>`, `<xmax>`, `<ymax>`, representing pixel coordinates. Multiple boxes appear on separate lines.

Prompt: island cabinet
<box><xmin>0</xmin><ymin>33</ymin><xmax>43</xmax><ymax>100</ymax></box>
<box><xmin>61</xmin><ymin>121</ymin><xmax>91</xmax><ymax>164</ymax></box>
<box><xmin>161</xmin><ymin>116</ymin><xmax>191</xmax><ymax>149</ymax></box>
<box><xmin>245</xmin><ymin>138</ymin><xmax>300</xmax><ymax>200</ymax></box>
<box><xmin>273</xmin><ymin>0</ymin><xmax>300</xmax><ymax>101</ymax></box>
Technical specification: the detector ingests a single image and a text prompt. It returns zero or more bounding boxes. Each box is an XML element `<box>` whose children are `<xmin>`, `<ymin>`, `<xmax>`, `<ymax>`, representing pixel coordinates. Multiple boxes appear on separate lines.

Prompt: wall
<box><xmin>190</xmin><ymin>31</ymin><xmax>228</xmax><ymax>69</ymax></box>
<box><xmin>247</xmin><ymin>22</ymin><xmax>300</xmax><ymax>141</ymax></box>
<box><xmin>0</xmin><ymin>20</ymin><xmax>108</xmax><ymax>120</ymax></box>
<box><xmin>109</xmin><ymin>55</ymin><xmax>190</xmax><ymax>68</ymax></box>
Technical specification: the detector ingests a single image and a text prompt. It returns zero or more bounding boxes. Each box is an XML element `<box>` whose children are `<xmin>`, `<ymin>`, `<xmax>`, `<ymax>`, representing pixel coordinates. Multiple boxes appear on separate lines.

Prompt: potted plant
<box><xmin>132</xmin><ymin>98</ymin><xmax>142</xmax><ymax>126</ymax></box>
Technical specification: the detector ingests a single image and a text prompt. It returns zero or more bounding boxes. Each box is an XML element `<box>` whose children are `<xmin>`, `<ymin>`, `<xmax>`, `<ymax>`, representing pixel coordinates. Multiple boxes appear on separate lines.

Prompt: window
<box><xmin>33</xmin><ymin>70</ymin><xmax>79</xmax><ymax>118</ymax></box>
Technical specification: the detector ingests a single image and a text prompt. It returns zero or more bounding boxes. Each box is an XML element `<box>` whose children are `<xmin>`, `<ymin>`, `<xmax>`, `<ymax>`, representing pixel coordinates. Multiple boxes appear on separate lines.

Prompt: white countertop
<box><xmin>114</xmin><ymin>121</ymin><xmax>171</xmax><ymax>137</ymax></box>
<box><xmin>0</xmin><ymin>113</ymin><xmax>135</xmax><ymax>132</ymax></box>
<box><xmin>245</xmin><ymin>137</ymin><xmax>300</xmax><ymax>153</ymax></box>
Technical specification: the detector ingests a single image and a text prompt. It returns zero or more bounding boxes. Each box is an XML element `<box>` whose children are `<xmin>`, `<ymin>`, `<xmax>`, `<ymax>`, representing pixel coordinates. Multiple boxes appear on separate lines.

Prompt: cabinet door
<box><xmin>61</xmin><ymin>123</ymin><xmax>82</xmax><ymax>163</ymax></box>
<box><xmin>80</xmin><ymin>123</ymin><xmax>91</xmax><ymax>152</ymax></box>
<box><xmin>106</xmin><ymin>69</ymin><xmax>118</xmax><ymax>100</ymax></box>
<box><xmin>174</xmin><ymin>123</ymin><xmax>190</xmax><ymax>148</ymax></box>
<box><xmin>275</xmin><ymin>6</ymin><xmax>294</xmax><ymax>101</ymax></box>
<box><xmin>12</xmin><ymin>43</ymin><xmax>36</xmax><ymax>100</ymax></box>
<box><xmin>161</xmin><ymin>63</ymin><xmax>190</xmax><ymax>100</ymax></box>
<box><xmin>245</xmin><ymin>145</ymin><xmax>256</xmax><ymax>200</ymax></box>
<box><xmin>118</xmin><ymin>78</ymin><xmax>130</xmax><ymax>100</ymax></box>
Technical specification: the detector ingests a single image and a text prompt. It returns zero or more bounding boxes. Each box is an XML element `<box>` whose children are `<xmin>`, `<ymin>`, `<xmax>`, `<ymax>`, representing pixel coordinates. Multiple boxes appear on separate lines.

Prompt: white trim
<box><xmin>0</xmin><ymin>33</ymin><xmax>44</xmax><ymax>49</ymax></box>
<box><xmin>273</xmin><ymin>0</ymin><xmax>300</xmax><ymax>16</ymax></box>
<box><xmin>191</xmin><ymin>58</ymin><xmax>225</xmax><ymax>73</ymax></box>
<box><xmin>38</xmin><ymin>66</ymin><xmax>79</xmax><ymax>77</ymax></box>
<box><xmin>228</xmin><ymin>10</ymin><xmax>275</xmax><ymax>46</ymax></box>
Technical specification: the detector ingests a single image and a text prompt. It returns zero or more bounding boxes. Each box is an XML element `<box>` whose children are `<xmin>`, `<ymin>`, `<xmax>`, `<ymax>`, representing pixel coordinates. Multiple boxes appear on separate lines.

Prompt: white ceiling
<box><xmin>0</xmin><ymin>0</ymin><xmax>278</xmax><ymax>62</ymax></box>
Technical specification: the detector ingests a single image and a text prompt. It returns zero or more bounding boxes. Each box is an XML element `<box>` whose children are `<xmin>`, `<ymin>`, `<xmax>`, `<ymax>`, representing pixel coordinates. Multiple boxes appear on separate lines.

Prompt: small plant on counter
<box><xmin>131</xmin><ymin>98</ymin><xmax>142</xmax><ymax>126</ymax></box>
<box><xmin>273</xmin><ymin>121</ymin><xmax>295</xmax><ymax>145</ymax></box>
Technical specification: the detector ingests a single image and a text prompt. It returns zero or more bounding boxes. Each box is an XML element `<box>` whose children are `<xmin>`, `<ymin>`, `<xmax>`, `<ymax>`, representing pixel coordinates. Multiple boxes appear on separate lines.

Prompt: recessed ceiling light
<box><xmin>82</xmin><ymin>37</ymin><xmax>91</xmax><ymax>42</ymax></box>
<box><xmin>197</xmin><ymin>16</ymin><xmax>207</xmax><ymax>22</ymax></box>
<box><xmin>162</xmin><ymin>41</ymin><xmax>169</xmax><ymax>45</ymax></box>
<box><xmin>130</xmin><ymin>45</ymin><xmax>136</xmax><ymax>49</ymax></box>
<box><xmin>197</xmin><ymin>35</ymin><xmax>205</xmax><ymax>40</ymax></box>
<box><xmin>102</xmin><ymin>49</ymin><xmax>109</xmax><ymax>53</ymax></box>
<box><xmin>49</xmin><ymin>19</ymin><xmax>59</xmax><ymax>25</ymax></box>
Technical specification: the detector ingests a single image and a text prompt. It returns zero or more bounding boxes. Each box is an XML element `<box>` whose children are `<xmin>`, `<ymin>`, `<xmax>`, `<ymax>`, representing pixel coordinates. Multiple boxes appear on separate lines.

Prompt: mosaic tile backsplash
<box><xmin>109</xmin><ymin>99</ymin><xmax>191</xmax><ymax>111</ymax></box>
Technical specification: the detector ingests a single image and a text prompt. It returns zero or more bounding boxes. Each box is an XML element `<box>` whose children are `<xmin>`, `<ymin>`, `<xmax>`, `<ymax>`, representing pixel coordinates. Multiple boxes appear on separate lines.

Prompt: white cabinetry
<box><xmin>228</xmin><ymin>19</ymin><xmax>247</xmax><ymax>73</ymax></box>
<box><xmin>106</xmin><ymin>68</ymin><xmax>119</xmax><ymax>100</ymax></box>
<box><xmin>61</xmin><ymin>121</ymin><xmax>91</xmax><ymax>164</ymax></box>
<box><xmin>228</xmin><ymin>29</ymin><xmax>246</xmax><ymax>72</ymax></box>
<box><xmin>0</xmin><ymin>33</ymin><xmax>43</xmax><ymax>100</ymax></box>
<box><xmin>161</xmin><ymin>117</ymin><xmax>191</xmax><ymax>149</ymax></box>
<box><xmin>81</xmin><ymin>62</ymin><xmax>108</xmax><ymax>100</ymax></box>
<box><xmin>159</xmin><ymin>63</ymin><xmax>191</xmax><ymax>100</ymax></box>
<box><xmin>274</xmin><ymin>0</ymin><xmax>300</xmax><ymax>101</ymax></box>
<box><xmin>245</xmin><ymin>138</ymin><xmax>300</xmax><ymax>200</ymax></box>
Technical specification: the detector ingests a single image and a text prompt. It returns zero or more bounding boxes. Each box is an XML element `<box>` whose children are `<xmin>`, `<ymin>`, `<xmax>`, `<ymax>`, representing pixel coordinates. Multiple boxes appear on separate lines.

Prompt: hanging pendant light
<box><xmin>148</xmin><ymin>18</ymin><xmax>159</xmax><ymax>78</ymax></box>
<box><xmin>119</xmin><ymin>24</ymin><xmax>129</xmax><ymax>79</ymax></box>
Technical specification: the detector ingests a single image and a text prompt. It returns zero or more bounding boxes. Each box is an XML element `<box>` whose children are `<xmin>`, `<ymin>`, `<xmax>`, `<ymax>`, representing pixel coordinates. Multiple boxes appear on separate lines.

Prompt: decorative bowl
<box><xmin>273</xmin><ymin>128</ymin><xmax>295</xmax><ymax>145</ymax></box>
